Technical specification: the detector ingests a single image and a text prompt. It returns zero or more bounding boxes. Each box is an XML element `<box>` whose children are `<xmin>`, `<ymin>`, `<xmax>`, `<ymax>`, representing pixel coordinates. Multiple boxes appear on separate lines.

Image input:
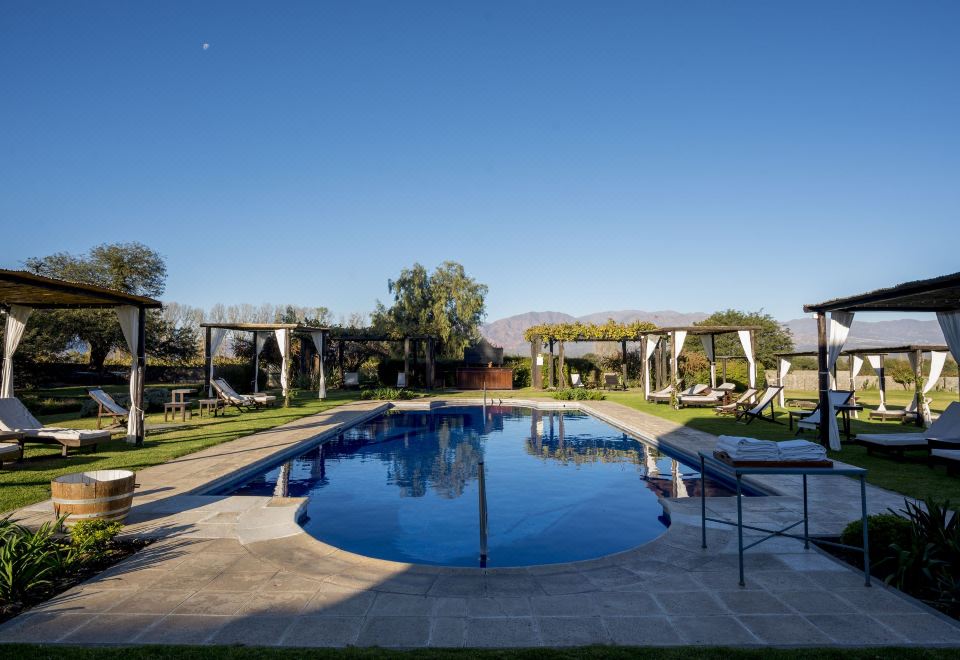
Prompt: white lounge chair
<box><xmin>570</xmin><ymin>373</ymin><xmax>584</xmax><ymax>388</ymax></box>
<box><xmin>212</xmin><ymin>378</ymin><xmax>277</xmax><ymax>411</ymax></box>
<box><xmin>88</xmin><ymin>388</ymin><xmax>128</xmax><ymax>429</ymax></box>
<box><xmin>736</xmin><ymin>386</ymin><xmax>784</xmax><ymax>424</ymax></box>
<box><xmin>929</xmin><ymin>441</ymin><xmax>960</xmax><ymax>475</ymax></box>
<box><xmin>650</xmin><ymin>383</ymin><xmax>706</xmax><ymax>404</ymax></box>
<box><xmin>715</xmin><ymin>388</ymin><xmax>758</xmax><ymax>416</ymax></box>
<box><xmin>795</xmin><ymin>390</ymin><xmax>854</xmax><ymax>434</ymax></box>
<box><xmin>397</xmin><ymin>372</ymin><xmax>408</xmax><ymax>388</ymax></box>
<box><xmin>680</xmin><ymin>389</ymin><xmax>727</xmax><ymax>407</ymax></box>
<box><xmin>0</xmin><ymin>397</ymin><xmax>109</xmax><ymax>456</ymax></box>
<box><xmin>868</xmin><ymin>396</ymin><xmax>930</xmax><ymax>422</ymax></box>
<box><xmin>343</xmin><ymin>372</ymin><xmax>360</xmax><ymax>388</ymax></box>
<box><xmin>0</xmin><ymin>441</ymin><xmax>22</xmax><ymax>466</ymax></box>
<box><xmin>857</xmin><ymin>402</ymin><xmax>960</xmax><ymax>457</ymax></box>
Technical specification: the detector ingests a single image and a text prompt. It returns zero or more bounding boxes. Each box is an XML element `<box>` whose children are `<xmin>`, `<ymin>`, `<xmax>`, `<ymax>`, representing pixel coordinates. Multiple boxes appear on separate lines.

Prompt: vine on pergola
<box><xmin>523</xmin><ymin>319</ymin><xmax>658</xmax><ymax>343</ymax></box>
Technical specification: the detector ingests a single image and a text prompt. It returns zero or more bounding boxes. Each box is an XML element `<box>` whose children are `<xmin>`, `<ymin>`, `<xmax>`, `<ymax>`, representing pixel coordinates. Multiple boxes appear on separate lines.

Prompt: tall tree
<box><xmin>22</xmin><ymin>242</ymin><xmax>196</xmax><ymax>370</ymax></box>
<box><xmin>689</xmin><ymin>309</ymin><xmax>794</xmax><ymax>369</ymax></box>
<box><xmin>372</xmin><ymin>262</ymin><xmax>488</xmax><ymax>359</ymax></box>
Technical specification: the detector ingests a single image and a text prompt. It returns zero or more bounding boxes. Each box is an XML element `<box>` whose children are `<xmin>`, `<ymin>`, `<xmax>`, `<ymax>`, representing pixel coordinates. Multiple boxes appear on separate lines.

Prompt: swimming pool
<box><xmin>224</xmin><ymin>405</ymin><xmax>743</xmax><ymax>567</ymax></box>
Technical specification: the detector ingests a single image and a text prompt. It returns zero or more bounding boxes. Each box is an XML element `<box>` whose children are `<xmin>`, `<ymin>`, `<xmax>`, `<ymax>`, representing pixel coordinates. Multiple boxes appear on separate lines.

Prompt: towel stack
<box><xmin>716</xmin><ymin>436</ymin><xmax>779</xmax><ymax>461</ymax></box>
<box><xmin>776</xmin><ymin>439</ymin><xmax>827</xmax><ymax>462</ymax></box>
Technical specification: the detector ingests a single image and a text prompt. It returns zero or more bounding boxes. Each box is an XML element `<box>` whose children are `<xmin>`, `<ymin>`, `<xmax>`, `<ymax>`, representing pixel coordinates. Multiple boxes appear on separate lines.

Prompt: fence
<box><xmin>764</xmin><ymin>369</ymin><xmax>960</xmax><ymax>393</ymax></box>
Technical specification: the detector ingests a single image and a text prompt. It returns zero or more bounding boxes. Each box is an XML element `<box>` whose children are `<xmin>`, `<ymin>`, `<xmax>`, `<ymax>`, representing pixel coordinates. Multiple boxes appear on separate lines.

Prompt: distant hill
<box><xmin>483</xmin><ymin>310</ymin><xmax>947</xmax><ymax>356</ymax></box>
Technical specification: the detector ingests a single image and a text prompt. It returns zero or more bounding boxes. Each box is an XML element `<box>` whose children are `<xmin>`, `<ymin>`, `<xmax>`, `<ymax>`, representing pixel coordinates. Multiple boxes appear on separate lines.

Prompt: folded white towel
<box><xmin>716</xmin><ymin>435</ymin><xmax>779</xmax><ymax>461</ymax></box>
<box><xmin>777</xmin><ymin>439</ymin><xmax>827</xmax><ymax>462</ymax></box>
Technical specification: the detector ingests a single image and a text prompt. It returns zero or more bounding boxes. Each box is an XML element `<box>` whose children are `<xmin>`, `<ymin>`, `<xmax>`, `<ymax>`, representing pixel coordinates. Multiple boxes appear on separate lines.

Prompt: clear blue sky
<box><xmin>2</xmin><ymin>1</ymin><xmax>958</xmax><ymax>323</ymax></box>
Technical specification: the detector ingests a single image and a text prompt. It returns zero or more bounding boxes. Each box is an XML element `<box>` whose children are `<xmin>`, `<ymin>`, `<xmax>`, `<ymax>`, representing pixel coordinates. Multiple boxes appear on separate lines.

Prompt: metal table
<box><xmin>698</xmin><ymin>451</ymin><xmax>871</xmax><ymax>587</ymax></box>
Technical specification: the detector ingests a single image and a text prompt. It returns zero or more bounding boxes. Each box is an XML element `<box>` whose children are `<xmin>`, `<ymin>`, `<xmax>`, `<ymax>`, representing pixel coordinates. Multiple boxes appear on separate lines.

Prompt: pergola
<box><xmin>804</xmin><ymin>271</ymin><xmax>960</xmax><ymax>450</ymax></box>
<box><xmin>529</xmin><ymin>336</ymin><xmax>639</xmax><ymax>390</ymax></box>
<box><xmin>645</xmin><ymin>326</ymin><xmax>762</xmax><ymax>399</ymax></box>
<box><xmin>775</xmin><ymin>344</ymin><xmax>950</xmax><ymax>411</ymax></box>
<box><xmin>201</xmin><ymin>323</ymin><xmax>440</xmax><ymax>398</ymax></box>
<box><xmin>0</xmin><ymin>269</ymin><xmax>162</xmax><ymax>445</ymax></box>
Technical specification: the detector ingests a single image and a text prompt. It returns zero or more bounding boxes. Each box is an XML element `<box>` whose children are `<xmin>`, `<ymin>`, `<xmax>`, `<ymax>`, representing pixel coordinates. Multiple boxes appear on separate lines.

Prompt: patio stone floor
<box><xmin>2</xmin><ymin>397</ymin><xmax>959</xmax><ymax>648</ymax></box>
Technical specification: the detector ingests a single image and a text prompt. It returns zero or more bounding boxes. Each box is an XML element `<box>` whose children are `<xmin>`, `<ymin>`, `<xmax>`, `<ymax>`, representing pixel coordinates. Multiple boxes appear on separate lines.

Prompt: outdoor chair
<box><xmin>212</xmin><ymin>378</ymin><xmax>277</xmax><ymax>412</ymax></box>
<box><xmin>0</xmin><ymin>441</ymin><xmax>23</xmax><ymax>466</ymax></box>
<box><xmin>857</xmin><ymin>402</ymin><xmax>960</xmax><ymax>458</ymax></box>
<box><xmin>679</xmin><ymin>388</ymin><xmax>727</xmax><ymax>407</ymax></box>
<box><xmin>714</xmin><ymin>382</ymin><xmax>738</xmax><ymax>394</ymax></box>
<box><xmin>343</xmin><ymin>372</ymin><xmax>360</xmax><ymax>388</ymax></box>
<box><xmin>794</xmin><ymin>390</ymin><xmax>854</xmax><ymax>435</ymax></box>
<box><xmin>0</xmin><ymin>397</ymin><xmax>109</xmax><ymax>456</ymax></box>
<box><xmin>735</xmin><ymin>386</ymin><xmax>784</xmax><ymax>424</ymax></box>
<box><xmin>570</xmin><ymin>373</ymin><xmax>584</xmax><ymax>388</ymax></box>
<box><xmin>397</xmin><ymin>372</ymin><xmax>408</xmax><ymax>388</ymax></box>
<box><xmin>868</xmin><ymin>396</ymin><xmax>930</xmax><ymax>422</ymax></box>
<box><xmin>87</xmin><ymin>388</ymin><xmax>128</xmax><ymax>429</ymax></box>
<box><xmin>647</xmin><ymin>385</ymin><xmax>674</xmax><ymax>403</ymax></box>
<box><xmin>928</xmin><ymin>438</ymin><xmax>960</xmax><ymax>476</ymax></box>
<box><xmin>603</xmin><ymin>373</ymin><xmax>621</xmax><ymax>390</ymax></box>
<box><xmin>715</xmin><ymin>388</ymin><xmax>758</xmax><ymax>416</ymax></box>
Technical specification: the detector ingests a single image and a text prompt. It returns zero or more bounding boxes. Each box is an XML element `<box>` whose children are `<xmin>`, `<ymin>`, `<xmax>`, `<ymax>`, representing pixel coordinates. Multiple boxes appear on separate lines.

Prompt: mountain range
<box><xmin>482</xmin><ymin>310</ymin><xmax>946</xmax><ymax>356</ymax></box>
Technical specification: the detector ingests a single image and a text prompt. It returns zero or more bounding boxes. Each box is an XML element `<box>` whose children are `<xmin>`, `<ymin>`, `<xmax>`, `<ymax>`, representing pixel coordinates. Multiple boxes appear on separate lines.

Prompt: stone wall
<box><xmin>763</xmin><ymin>369</ymin><xmax>960</xmax><ymax>393</ymax></box>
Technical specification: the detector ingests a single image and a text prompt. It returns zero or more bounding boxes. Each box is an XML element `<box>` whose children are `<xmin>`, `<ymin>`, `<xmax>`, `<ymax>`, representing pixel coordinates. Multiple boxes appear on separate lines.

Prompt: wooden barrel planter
<box><xmin>51</xmin><ymin>469</ymin><xmax>137</xmax><ymax>526</ymax></box>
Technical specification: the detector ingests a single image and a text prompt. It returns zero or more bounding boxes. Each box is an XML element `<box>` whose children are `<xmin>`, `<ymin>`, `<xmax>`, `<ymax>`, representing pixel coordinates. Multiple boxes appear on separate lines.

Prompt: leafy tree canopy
<box><xmin>688</xmin><ymin>309</ymin><xmax>794</xmax><ymax>368</ymax></box>
<box><xmin>371</xmin><ymin>262</ymin><xmax>488</xmax><ymax>359</ymax></box>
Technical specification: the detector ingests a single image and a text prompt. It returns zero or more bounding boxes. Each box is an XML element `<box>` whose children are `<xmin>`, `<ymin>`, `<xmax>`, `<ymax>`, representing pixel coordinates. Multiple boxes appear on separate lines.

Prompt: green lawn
<box><xmin>1</xmin><ymin>646</ymin><xmax>957</xmax><ymax>660</ymax></box>
<box><xmin>438</xmin><ymin>386</ymin><xmax>960</xmax><ymax>507</ymax></box>
<box><xmin>0</xmin><ymin>388</ymin><xmax>361</xmax><ymax>515</ymax></box>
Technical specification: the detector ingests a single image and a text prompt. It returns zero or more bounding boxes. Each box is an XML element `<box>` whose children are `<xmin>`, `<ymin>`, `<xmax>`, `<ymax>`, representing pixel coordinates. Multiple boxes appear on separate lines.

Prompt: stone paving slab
<box><xmin>3</xmin><ymin>397</ymin><xmax>960</xmax><ymax>648</ymax></box>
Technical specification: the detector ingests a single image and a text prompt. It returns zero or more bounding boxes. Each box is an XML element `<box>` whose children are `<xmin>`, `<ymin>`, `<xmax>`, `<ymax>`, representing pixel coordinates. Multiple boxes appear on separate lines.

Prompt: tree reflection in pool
<box><xmin>226</xmin><ymin>406</ymin><xmax>742</xmax><ymax>567</ymax></box>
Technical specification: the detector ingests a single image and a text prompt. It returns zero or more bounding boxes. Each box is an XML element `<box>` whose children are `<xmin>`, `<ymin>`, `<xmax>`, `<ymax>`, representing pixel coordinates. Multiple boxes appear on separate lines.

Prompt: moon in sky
<box><xmin>202</xmin><ymin>43</ymin><xmax>210</xmax><ymax>50</ymax></box>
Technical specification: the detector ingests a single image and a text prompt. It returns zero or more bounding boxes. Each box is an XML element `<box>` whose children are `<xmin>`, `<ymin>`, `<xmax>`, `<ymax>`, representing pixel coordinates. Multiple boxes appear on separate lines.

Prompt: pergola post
<box><xmin>530</xmin><ymin>337</ymin><xmax>542</xmax><ymax>388</ymax></box>
<box><xmin>914</xmin><ymin>347</ymin><xmax>924</xmax><ymax>428</ymax></box>
<box><xmin>709</xmin><ymin>334</ymin><xmax>717</xmax><ymax>388</ymax></box>
<box><xmin>133</xmin><ymin>305</ymin><xmax>146</xmax><ymax>447</ymax></box>
<box><xmin>403</xmin><ymin>338</ymin><xmax>411</xmax><ymax>385</ymax></box>
<box><xmin>548</xmin><ymin>339</ymin><xmax>555</xmax><ymax>389</ymax></box>
<box><xmin>621</xmin><ymin>340</ymin><xmax>628</xmax><ymax>390</ymax></box>
<box><xmin>252</xmin><ymin>331</ymin><xmax>259</xmax><ymax>392</ymax></box>
<box><xmin>318</xmin><ymin>330</ymin><xmax>327</xmax><ymax>400</ymax></box>
<box><xmin>557</xmin><ymin>341</ymin><xmax>566</xmax><ymax>388</ymax></box>
<box><xmin>878</xmin><ymin>355</ymin><xmax>887</xmax><ymax>410</ymax></box>
<box><xmin>670</xmin><ymin>331</ymin><xmax>680</xmax><ymax>392</ymax></box>
<box><xmin>337</xmin><ymin>340</ymin><xmax>344</xmax><ymax>383</ymax></box>
<box><xmin>204</xmin><ymin>325</ymin><xmax>213</xmax><ymax>397</ymax></box>
<box><xmin>426</xmin><ymin>338</ymin><xmax>435</xmax><ymax>389</ymax></box>
<box><xmin>750</xmin><ymin>329</ymin><xmax>758</xmax><ymax>400</ymax></box>
<box><xmin>816</xmin><ymin>312</ymin><xmax>831</xmax><ymax>447</ymax></box>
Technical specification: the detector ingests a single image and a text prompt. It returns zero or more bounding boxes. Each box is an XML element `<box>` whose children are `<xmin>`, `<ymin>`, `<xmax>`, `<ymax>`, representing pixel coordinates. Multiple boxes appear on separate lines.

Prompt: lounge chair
<box><xmin>87</xmin><ymin>388</ymin><xmax>128</xmax><ymax>429</ymax></box>
<box><xmin>868</xmin><ymin>397</ymin><xmax>930</xmax><ymax>422</ymax></box>
<box><xmin>0</xmin><ymin>398</ymin><xmax>108</xmax><ymax>456</ymax></box>
<box><xmin>648</xmin><ymin>385</ymin><xmax>674</xmax><ymax>403</ymax></box>
<box><xmin>795</xmin><ymin>390</ymin><xmax>854</xmax><ymax>435</ymax></box>
<box><xmin>714</xmin><ymin>382</ymin><xmax>737</xmax><ymax>394</ymax></box>
<box><xmin>928</xmin><ymin>438</ymin><xmax>960</xmax><ymax>475</ymax></box>
<box><xmin>714</xmin><ymin>388</ymin><xmax>758</xmax><ymax>416</ymax></box>
<box><xmin>570</xmin><ymin>373</ymin><xmax>584</xmax><ymax>388</ymax></box>
<box><xmin>343</xmin><ymin>372</ymin><xmax>360</xmax><ymax>388</ymax></box>
<box><xmin>736</xmin><ymin>386</ymin><xmax>784</xmax><ymax>424</ymax></box>
<box><xmin>857</xmin><ymin>402</ymin><xmax>960</xmax><ymax>457</ymax></box>
<box><xmin>603</xmin><ymin>373</ymin><xmax>620</xmax><ymax>390</ymax></box>
<box><xmin>212</xmin><ymin>378</ymin><xmax>277</xmax><ymax>412</ymax></box>
<box><xmin>680</xmin><ymin>389</ymin><xmax>727</xmax><ymax>407</ymax></box>
<box><xmin>0</xmin><ymin>441</ymin><xmax>23</xmax><ymax>466</ymax></box>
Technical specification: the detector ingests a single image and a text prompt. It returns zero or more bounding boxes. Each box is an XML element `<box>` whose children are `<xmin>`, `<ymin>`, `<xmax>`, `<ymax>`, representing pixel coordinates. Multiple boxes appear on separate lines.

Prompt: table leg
<box><xmin>700</xmin><ymin>454</ymin><xmax>707</xmax><ymax>549</ymax></box>
<box><xmin>802</xmin><ymin>474</ymin><xmax>809</xmax><ymax>549</ymax></box>
<box><xmin>737</xmin><ymin>474</ymin><xmax>745</xmax><ymax>587</ymax></box>
<box><xmin>861</xmin><ymin>475</ymin><xmax>871</xmax><ymax>587</ymax></box>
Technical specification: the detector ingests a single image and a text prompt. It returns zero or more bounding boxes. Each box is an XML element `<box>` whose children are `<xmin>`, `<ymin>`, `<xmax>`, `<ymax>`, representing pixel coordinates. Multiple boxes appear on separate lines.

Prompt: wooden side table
<box><xmin>198</xmin><ymin>398</ymin><xmax>221</xmax><ymax>417</ymax></box>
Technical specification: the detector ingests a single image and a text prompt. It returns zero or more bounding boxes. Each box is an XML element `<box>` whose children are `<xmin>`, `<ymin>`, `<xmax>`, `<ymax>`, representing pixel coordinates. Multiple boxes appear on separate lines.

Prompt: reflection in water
<box><xmin>227</xmin><ymin>406</ymin><xmax>742</xmax><ymax>566</ymax></box>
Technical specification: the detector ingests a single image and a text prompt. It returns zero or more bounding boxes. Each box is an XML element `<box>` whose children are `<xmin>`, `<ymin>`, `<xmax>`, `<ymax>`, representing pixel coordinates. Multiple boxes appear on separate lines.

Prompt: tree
<box><xmin>689</xmin><ymin>309</ymin><xmax>794</xmax><ymax>370</ymax></box>
<box><xmin>22</xmin><ymin>242</ymin><xmax>197</xmax><ymax>370</ymax></box>
<box><xmin>371</xmin><ymin>262</ymin><xmax>488</xmax><ymax>359</ymax></box>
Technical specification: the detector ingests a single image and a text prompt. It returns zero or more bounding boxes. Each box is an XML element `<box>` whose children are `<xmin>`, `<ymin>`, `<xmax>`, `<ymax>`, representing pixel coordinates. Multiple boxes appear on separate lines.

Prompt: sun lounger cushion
<box><xmin>0</xmin><ymin>442</ymin><xmax>20</xmax><ymax>458</ymax></box>
<box><xmin>857</xmin><ymin>402</ymin><xmax>960</xmax><ymax>447</ymax></box>
<box><xmin>931</xmin><ymin>448</ymin><xmax>960</xmax><ymax>462</ymax></box>
<box><xmin>0</xmin><ymin>398</ymin><xmax>109</xmax><ymax>445</ymax></box>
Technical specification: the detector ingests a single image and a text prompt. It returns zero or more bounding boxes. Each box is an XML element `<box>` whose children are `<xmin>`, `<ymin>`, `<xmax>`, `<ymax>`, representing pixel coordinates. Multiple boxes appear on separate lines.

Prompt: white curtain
<box><xmin>115</xmin><ymin>306</ymin><xmax>143</xmax><ymax>443</ymax></box>
<box><xmin>207</xmin><ymin>327</ymin><xmax>229</xmax><ymax>395</ymax></box>
<box><xmin>937</xmin><ymin>311</ymin><xmax>960</xmax><ymax>365</ymax></box>
<box><xmin>672</xmin><ymin>330</ymin><xmax>687</xmax><ymax>387</ymax></box>
<box><xmin>274</xmin><ymin>329</ymin><xmax>290</xmax><ymax>397</ymax></box>
<box><xmin>920</xmin><ymin>351</ymin><xmax>948</xmax><ymax>424</ymax></box>
<box><xmin>1</xmin><ymin>305</ymin><xmax>32</xmax><ymax>398</ymax></box>
<box><xmin>866</xmin><ymin>354</ymin><xmax>886</xmax><ymax>410</ymax></box>
<box><xmin>849</xmin><ymin>355</ymin><xmax>864</xmax><ymax>418</ymax></box>
<box><xmin>737</xmin><ymin>330</ymin><xmax>756</xmax><ymax>389</ymax></box>
<box><xmin>253</xmin><ymin>333</ymin><xmax>269</xmax><ymax>392</ymax></box>
<box><xmin>777</xmin><ymin>357</ymin><xmax>792</xmax><ymax>408</ymax></box>
<box><xmin>825</xmin><ymin>311</ymin><xmax>855</xmax><ymax>451</ymax></box>
<box><xmin>643</xmin><ymin>335</ymin><xmax>659</xmax><ymax>397</ymax></box>
<box><xmin>310</xmin><ymin>330</ymin><xmax>326</xmax><ymax>399</ymax></box>
<box><xmin>700</xmin><ymin>335</ymin><xmax>716</xmax><ymax>387</ymax></box>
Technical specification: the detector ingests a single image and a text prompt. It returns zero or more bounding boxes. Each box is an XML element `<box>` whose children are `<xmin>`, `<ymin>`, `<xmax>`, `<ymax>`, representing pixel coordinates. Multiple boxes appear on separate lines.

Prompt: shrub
<box><xmin>0</xmin><ymin>517</ymin><xmax>65</xmax><ymax>603</ymax></box>
<box><xmin>70</xmin><ymin>519</ymin><xmax>123</xmax><ymax>562</ymax></box>
<box><xmin>360</xmin><ymin>387</ymin><xmax>413</xmax><ymax>401</ymax></box>
<box><xmin>841</xmin><ymin>513</ymin><xmax>912</xmax><ymax>558</ymax></box>
<box><xmin>552</xmin><ymin>389</ymin><xmax>605</xmax><ymax>401</ymax></box>
<box><xmin>512</xmin><ymin>363</ymin><xmax>531</xmax><ymax>388</ymax></box>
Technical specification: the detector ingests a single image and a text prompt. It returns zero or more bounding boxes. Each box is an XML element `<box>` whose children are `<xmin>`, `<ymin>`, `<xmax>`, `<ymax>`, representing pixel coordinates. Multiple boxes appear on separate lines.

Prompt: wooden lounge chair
<box><xmin>343</xmin><ymin>372</ymin><xmax>360</xmax><ymax>388</ymax></box>
<box><xmin>212</xmin><ymin>378</ymin><xmax>277</xmax><ymax>412</ymax></box>
<box><xmin>857</xmin><ymin>402</ymin><xmax>960</xmax><ymax>458</ymax></box>
<box><xmin>928</xmin><ymin>439</ymin><xmax>960</xmax><ymax>475</ymax></box>
<box><xmin>570</xmin><ymin>373</ymin><xmax>585</xmax><ymax>388</ymax></box>
<box><xmin>87</xmin><ymin>388</ymin><xmax>128</xmax><ymax>429</ymax></box>
<box><xmin>715</xmin><ymin>388</ymin><xmax>758</xmax><ymax>416</ymax></box>
<box><xmin>794</xmin><ymin>390</ymin><xmax>854</xmax><ymax>435</ymax></box>
<box><xmin>868</xmin><ymin>397</ymin><xmax>930</xmax><ymax>422</ymax></box>
<box><xmin>0</xmin><ymin>398</ymin><xmax>108</xmax><ymax>456</ymax></box>
<box><xmin>736</xmin><ymin>386</ymin><xmax>784</xmax><ymax>424</ymax></box>
<box><xmin>0</xmin><ymin>441</ymin><xmax>23</xmax><ymax>467</ymax></box>
<box><xmin>649</xmin><ymin>383</ymin><xmax>707</xmax><ymax>404</ymax></box>
<box><xmin>680</xmin><ymin>389</ymin><xmax>727</xmax><ymax>407</ymax></box>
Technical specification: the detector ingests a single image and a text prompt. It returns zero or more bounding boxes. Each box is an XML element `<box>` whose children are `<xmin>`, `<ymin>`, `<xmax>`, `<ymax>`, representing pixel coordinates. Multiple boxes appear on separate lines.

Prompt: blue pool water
<box><xmin>225</xmin><ymin>406</ymin><xmax>742</xmax><ymax>567</ymax></box>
